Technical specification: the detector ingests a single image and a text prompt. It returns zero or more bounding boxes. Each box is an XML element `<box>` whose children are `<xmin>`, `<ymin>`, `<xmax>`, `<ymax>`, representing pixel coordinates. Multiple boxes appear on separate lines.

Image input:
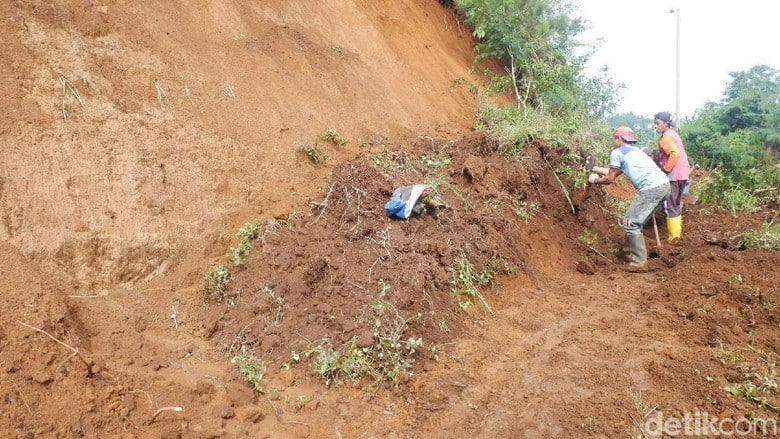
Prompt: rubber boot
<box><xmin>666</xmin><ymin>216</ymin><xmax>682</xmax><ymax>241</ymax></box>
<box><xmin>624</xmin><ymin>234</ymin><xmax>648</xmax><ymax>272</ymax></box>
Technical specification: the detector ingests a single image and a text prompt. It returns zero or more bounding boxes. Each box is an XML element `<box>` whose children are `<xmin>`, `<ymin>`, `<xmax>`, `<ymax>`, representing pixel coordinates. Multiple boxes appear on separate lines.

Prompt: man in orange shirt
<box><xmin>653</xmin><ymin>111</ymin><xmax>690</xmax><ymax>241</ymax></box>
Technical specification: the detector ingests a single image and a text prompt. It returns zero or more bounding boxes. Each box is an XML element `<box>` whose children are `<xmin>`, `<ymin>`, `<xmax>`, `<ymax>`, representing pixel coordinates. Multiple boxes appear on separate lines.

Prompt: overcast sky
<box><xmin>577</xmin><ymin>0</ymin><xmax>780</xmax><ymax>120</ymax></box>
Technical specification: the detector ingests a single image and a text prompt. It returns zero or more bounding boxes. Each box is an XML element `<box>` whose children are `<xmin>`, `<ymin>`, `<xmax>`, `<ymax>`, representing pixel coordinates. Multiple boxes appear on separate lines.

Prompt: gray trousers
<box><xmin>624</xmin><ymin>183</ymin><xmax>671</xmax><ymax>235</ymax></box>
<box><xmin>664</xmin><ymin>180</ymin><xmax>688</xmax><ymax>218</ymax></box>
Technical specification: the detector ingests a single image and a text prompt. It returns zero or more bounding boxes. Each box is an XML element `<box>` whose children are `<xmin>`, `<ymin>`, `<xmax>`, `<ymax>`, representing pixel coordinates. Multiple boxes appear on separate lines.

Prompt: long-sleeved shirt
<box><xmin>657</xmin><ymin>128</ymin><xmax>690</xmax><ymax>182</ymax></box>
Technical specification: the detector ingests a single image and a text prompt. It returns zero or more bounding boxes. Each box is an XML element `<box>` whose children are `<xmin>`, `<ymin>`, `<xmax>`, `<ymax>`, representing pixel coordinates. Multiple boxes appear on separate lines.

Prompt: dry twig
<box><xmin>263</xmin><ymin>395</ymin><xmax>311</xmax><ymax>429</ymax></box>
<box><xmin>16</xmin><ymin>320</ymin><xmax>91</xmax><ymax>369</ymax></box>
<box><xmin>307</xmin><ymin>182</ymin><xmax>335</xmax><ymax>226</ymax></box>
<box><xmin>541</xmin><ymin>155</ymin><xmax>576</xmax><ymax>215</ymax></box>
<box><xmin>146</xmin><ymin>406</ymin><xmax>183</xmax><ymax>424</ymax></box>
<box><xmin>586</xmin><ymin>245</ymin><xmax>614</xmax><ymax>264</ymax></box>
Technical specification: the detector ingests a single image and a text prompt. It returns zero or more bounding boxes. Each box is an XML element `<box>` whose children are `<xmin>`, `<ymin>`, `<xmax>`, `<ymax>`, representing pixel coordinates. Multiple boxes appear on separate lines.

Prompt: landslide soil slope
<box><xmin>2</xmin><ymin>1</ymin><xmax>779</xmax><ymax>438</ymax></box>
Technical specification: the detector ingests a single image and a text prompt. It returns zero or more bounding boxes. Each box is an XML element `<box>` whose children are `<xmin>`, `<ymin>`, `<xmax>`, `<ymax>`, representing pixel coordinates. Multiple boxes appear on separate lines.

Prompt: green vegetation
<box><xmin>513</xmin><ymin>199</ymin><xmax>540</xmax><ymax>222</ymax></box>
<box><xmin>450</xmin><ymin>252</ymin><xmax>497</xmax><ymax>310</ymax></box>
<box><xmin>320</xmin><ymin>128</ymin><xmax>349</xmax><ymax>146</ymax></box>
<box><xmin>203</xmin><ymin>219</ymin><xmax>291</xmax><ymax>307</ymax></box>
<box><xmin>300</xmin><ymin>298</ymin><xmax>425</xmax><ymax>384</ymax></box>
<box><xmin>739</xmin><ymin>222</ymin><xmax>780</xmax><ymax>250</ymax></box>
<box><xmin>229</xmin><ymin>221</ymin><xmax>260</xmax><ymax>266</ymax></box>
<box><xmin>578</xmin><ymin>229</ymin><xmax>597</xmax><ymax>247</ymax></box>
<box><xmin>455</xmin><ymin>0</ymin><xmax>617</xmax><ymax>119</ymax></box>
<box><xmin>725</xmin><ymin>381</ymin><xmax>779</xmax><ymax>412</ymax></box>
<box><xmin>299</xmin><ymin>128</ymin><xmax>349</xmax><ymax>164</ymax></box>
<box><xmin>717</xmin><ymin>345</ymin><xmax>779</xmax><ymax>413</ymax></box>
<box><xmin>608</xmin><ymin>197</ymin><xmax>630</xmax><ymax>219</ymax></box>
<box><xmin>203</xmin><ymin>265</ymin><xmax>231</xmax><ymax>303</ymax></box>
<box><xmin>367</xmin><ymin>148</ymin><xmax>411</xmax><ymax>174</ymax></box>
<box><xmin>299</xmin><ymin>144</ymin><xmax>326</xmax><ymax>164</ymax></box>
<box><xmin>449</xmin><ymin>0</ymin><xmax>620</xmax><ymax>162</ymax></box>
<box><xmin>682</xmin><ymin>65</ymin><xmax>780</xmax><ymax>213</ymax></box>
<box><xmin>476</xmin><ymin>103</ymin><xmax>606</xmax><ymax>158</ymax></box>
<box><xmin>418</xmin><ymin>155</ymin><xmax>451</xmax><ymax>172</ymax></box>
<box><xmin>455</xmin><ymin>0</ymin><xmax>777</xmax><ymax>215</ymax></box>
<box><xmin>231</xmin><ymin>345</ymin><xmax>266</xmax><ymax>393</ymax></box>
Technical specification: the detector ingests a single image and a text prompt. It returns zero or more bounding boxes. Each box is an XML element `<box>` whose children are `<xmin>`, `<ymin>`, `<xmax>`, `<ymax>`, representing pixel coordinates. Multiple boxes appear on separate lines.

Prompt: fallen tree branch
<box><xmin>147</xmin><ymin>406</ymin><xmax>183</xmax><ymax>425</ymax></box>
<box><xmin>16</xmin><ymin>320</ymin><xmax>92</xmax><ymax>369</ymax></box>
<box><xmin>542</xmin><ymin>155</ymin><xmax>576</xmax><ymax>215</ymax></box>
<box><xmin>586</xmin><ymin>245</ymin><xmax>614</xmax><ymax>264</ymax></box>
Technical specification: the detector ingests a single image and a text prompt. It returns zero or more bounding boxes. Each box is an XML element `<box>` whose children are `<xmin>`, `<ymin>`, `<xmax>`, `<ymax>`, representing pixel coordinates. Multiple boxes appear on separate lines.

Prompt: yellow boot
<box><xmin>666</xmin><ymin>216</ymin><xmax>682</xmax><ymax>241</ymax></box>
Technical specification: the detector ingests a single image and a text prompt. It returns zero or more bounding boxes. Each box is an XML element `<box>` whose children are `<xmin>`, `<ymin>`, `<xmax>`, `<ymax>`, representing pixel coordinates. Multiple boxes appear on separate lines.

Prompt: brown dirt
<box><xmin>1</xmin><ymin>2</ymin><xmax>778</xmax><ymax>438</ymax></box>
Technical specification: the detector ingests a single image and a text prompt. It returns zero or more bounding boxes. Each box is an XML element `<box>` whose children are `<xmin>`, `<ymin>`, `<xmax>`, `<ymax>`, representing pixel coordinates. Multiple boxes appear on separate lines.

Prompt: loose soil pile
<box><xmin>207</xmin><ymin>135</ymin><xmax>593</xmax><ymax>381</ymax></box>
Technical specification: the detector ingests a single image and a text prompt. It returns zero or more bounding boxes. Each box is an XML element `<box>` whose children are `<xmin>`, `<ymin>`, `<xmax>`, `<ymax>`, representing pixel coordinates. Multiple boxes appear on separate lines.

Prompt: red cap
<box><xmin>613</xmin><ymin>126</ymin><xmax>637</xmax><ymax>143</ymax></box>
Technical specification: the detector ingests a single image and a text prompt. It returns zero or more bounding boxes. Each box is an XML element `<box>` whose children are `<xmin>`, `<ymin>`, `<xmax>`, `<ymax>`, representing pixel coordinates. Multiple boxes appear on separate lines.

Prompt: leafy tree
<box><xmin>455</xmin><ymin>0</ymin><xmax>616</xmax><ymax>118</ymax></box>
<box><xmin>719</xmin><ymin>65</ymin><xmax>780</xmax><ymax>140</ymax></box>
<box><xmin>605</xmin><ymin>112</ymin><xmax>654</xmax><ymax>146</ymax></box>
<box><xmin>682</xmin><ymin>64</ymin><xmax>780</xmax><ymax>212</ymax></box>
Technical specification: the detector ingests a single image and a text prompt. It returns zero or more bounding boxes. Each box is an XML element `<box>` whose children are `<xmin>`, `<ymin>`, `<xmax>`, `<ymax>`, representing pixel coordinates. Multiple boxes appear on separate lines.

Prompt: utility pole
<box><xmin>670</xmin><ymin>8</ymin><xmax>681</xmax><ymax>123</ymax></box>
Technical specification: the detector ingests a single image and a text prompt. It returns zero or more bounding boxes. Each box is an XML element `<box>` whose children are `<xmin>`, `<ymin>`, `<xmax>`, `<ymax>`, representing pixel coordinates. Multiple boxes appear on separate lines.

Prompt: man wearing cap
<box><xmin>653</xmin><ymin>111</ymin><xmax>690</xmax><ymax>241</ymax></box>
<box><xmin>589</xmin><ymin>127</ymin><xmax>670</xmax><ymax>270</ymax></box>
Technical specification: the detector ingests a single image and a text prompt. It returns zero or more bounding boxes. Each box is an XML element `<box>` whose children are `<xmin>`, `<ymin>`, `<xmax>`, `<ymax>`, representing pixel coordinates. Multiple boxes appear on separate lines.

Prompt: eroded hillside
<box><xmin>0</xmin><ymin>0</ymin><xmax>478</xmax><ymax>290</ymax></box>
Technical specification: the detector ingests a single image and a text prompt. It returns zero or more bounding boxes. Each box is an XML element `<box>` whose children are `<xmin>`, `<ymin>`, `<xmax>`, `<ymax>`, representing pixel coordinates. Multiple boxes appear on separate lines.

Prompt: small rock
<box><xmin>192</xmin><ymin>380</ymin><xmax>215</xmax><ymax>396</ymax></box>
<box><xmin>462</xmin><ymin>155</ymin><xmax>486</xmax><ymax>182</ymax></box>
<box><xmin>151</xmin><ymin>359</ymin><xmax>168</xmax><ymax>371</ymax></box>
<box><xmin>293</xmin><ymin>424</ymin><xmax>310</xmax><ymax>438</ymax></box>
<box><xmin>32</xmin><ymin>372</ymin><xmax>53</xmax><ymax>385</ymax></box>
<box><xmin>211</xmin><ymin>403</ymin><xmax>235</xmax><ymax>419</ymax></box>
<box><xmin>224</xmin><ymin>383</ymin><xmax>255</xmax><ymax>406</ymax></box>
<box><xmin>277</xmin><ymin>368</ymin><xmax>295</xmax><ymax>387</ymax></box>
<box><xmin>355</xmin><ymin>330</ymin><xmax>374</xmax><ymax>348</ymax></box>
<box><xmin>575</xmin><ymin>260</ymin><xmax>595</xmax><ymax>275</ymax></box>
<box><xmin>236</xmin><ymin>406</ymin><xmax>265</xmax><ymax>423</ymax></box>
<box><xmin>260</xmin><ymin>335</ymin><xmax>281</xmax><ymax>352</ymax></box>
<box><xmin>90</xmin><ymin>363</ymin><xmax>102</xmax><ymax>375</ymax></box>
<box><xmin>316</xmin><ymin>302</ymin><xmax>332</xmax><ymax>314</ymax></box>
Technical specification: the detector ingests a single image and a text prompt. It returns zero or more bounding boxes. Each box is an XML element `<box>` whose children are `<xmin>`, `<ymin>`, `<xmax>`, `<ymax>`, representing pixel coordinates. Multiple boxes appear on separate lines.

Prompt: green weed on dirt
<box><xmin>299</xmin><ymin>297</ymin><xmax>424</xmax><ymax>385</ymax></box>
<box><xmin>320</xmin><ymin>128</ymin><xmax>349</xmax><ymax>146</ymax></box>
<box><xmin>739</xmin><ymin>222</ymin><xmax>780</xmax><ymax>250</ymax></box>
<box><xmin>229</xmin><ymin>221</ymin><xmax>260</xmax><ymax>266</ymax></box>
<box><xmin>451</xmin><ymin>252</ymin><xmax>497</xmax><ymax>311</ymax></box>
<box><xmin>203</xmin><ymin>265</ymin><xmax>230</xmax><ymax>303</ymax></box>
<box><xmin>232</xmin><ymin>345</ymin><xmax>266</xmax><ymax>393</ymax></box>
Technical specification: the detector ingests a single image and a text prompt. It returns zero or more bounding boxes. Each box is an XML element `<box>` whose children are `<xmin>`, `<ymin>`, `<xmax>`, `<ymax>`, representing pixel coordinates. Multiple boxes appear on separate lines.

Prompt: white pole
<box><xmin>674</xmin><ymin>8</ymin><xmax>681</xmax><ymax>123</ymax></box>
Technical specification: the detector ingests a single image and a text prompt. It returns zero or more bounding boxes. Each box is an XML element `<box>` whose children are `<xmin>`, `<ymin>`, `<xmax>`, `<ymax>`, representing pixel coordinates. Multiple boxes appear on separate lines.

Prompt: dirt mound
<box><xmin>207</xmin><ymin>134</ymin><xmax>591</xmax><ymax>379</ymax></box>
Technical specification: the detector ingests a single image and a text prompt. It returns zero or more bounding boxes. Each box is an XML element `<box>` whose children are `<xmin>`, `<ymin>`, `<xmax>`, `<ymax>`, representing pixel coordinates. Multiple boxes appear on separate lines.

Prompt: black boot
<box><xmin>624</xmin><ymin>234</ymin><xmax>648</xmax><ymax>272</ymax></box>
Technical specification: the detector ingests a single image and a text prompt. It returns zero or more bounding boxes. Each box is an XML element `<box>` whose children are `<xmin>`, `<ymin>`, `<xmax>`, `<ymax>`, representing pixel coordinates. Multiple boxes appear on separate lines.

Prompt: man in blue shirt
<box><xmin>589</xmin><ymin>127</ymin><xmax>671</xmax><ymax>270</ymax></box>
